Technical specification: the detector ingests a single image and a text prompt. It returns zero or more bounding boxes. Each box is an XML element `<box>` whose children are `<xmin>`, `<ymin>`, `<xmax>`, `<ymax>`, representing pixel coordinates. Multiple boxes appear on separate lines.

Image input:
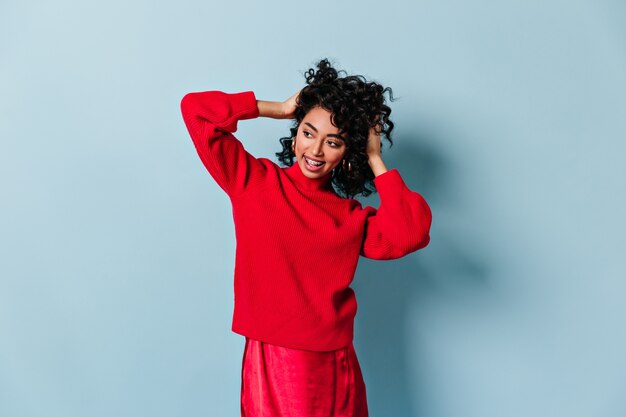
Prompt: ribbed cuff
<box><xmin>373</xmin><ymin>168</ymin><xmax>407</xmax><ymax>196</ymax></box>
<box><xmin>228</xmin><ymin>91</ymin><xmax>260</xmax><ymax>120</ymax></box>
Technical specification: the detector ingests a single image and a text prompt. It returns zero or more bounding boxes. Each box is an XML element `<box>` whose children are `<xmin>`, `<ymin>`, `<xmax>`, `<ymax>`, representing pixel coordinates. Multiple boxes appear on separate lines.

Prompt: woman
<box><xmin>180</xmin><ymin>58</ymin><xmax>432</xmax><ymax>417</ymax></box>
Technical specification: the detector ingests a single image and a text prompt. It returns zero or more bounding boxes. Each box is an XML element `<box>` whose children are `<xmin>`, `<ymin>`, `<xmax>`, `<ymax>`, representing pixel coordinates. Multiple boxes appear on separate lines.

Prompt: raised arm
<box><xmin>360</xmin><ymin>168</ymin><xmax>432</xmax><ymax>260</ymax></box>
<box><xmin>180</xmin><ymin>90</ymin><xmax>263</xmax><ymax>198</ymax></box>
<box><xmin>359</xmin><ymin>123</ymin><xmax>432</xmax><ymax>260</ymax></box>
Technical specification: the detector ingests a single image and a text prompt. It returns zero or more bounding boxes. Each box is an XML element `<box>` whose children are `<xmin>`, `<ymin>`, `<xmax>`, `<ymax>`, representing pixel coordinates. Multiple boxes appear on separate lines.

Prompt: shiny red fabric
<box><xmin>240</xmin><ymin>337</ymin><xmax>369</xmax><ymax>417</ymax></box>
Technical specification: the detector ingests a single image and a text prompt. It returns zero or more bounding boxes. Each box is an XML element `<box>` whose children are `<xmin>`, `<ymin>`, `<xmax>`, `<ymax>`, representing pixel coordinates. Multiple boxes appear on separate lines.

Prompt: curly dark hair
<box><xmin>275</xmin><ymin>58</ymin><xmax>396</xmax><ymax>199</ymax></box>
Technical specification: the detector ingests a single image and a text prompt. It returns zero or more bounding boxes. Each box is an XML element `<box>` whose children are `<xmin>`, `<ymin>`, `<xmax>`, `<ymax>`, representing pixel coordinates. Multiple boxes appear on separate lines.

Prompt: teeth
<box><xmin>306</xmin><ymin>157</ymin><xmax>324</xmax><ymax>166</ymax></box>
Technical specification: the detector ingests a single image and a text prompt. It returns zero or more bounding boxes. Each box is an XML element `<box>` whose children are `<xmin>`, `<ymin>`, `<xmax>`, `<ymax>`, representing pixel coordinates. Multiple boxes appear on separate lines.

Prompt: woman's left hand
<box><xmin>366</xmin><ymin>121</ymin><xmax>382</xmax><ymax>158</ymax></box>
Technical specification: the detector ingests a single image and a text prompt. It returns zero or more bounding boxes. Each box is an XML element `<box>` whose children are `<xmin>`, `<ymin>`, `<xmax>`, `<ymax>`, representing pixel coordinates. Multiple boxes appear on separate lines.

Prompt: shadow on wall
<box><xmin>353</xmin><ymin>127</ymin><xmax>492</xmax><ymax>417</ymax></box>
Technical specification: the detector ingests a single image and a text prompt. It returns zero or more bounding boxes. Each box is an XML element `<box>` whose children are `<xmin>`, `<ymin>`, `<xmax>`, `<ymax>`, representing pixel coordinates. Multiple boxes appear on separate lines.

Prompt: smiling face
<box><xmin>295</xmin><ymin>106</ymin><xmax>347</xmax><ymax>179</ymax></box>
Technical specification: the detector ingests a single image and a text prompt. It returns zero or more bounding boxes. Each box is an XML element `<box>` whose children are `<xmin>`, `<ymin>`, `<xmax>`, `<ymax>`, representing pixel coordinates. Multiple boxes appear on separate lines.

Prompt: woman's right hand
<box><xmin>281</xmin><ymin>90</ymin><xmax>301</xmax><ymax>119</ymax></box>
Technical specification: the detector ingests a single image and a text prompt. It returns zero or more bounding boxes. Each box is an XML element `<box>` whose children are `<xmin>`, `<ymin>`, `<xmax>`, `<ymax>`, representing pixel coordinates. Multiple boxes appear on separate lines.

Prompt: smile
<box><xmin>305</xmin><ymin>156</ymin><xmax>325</xmax><ymax>166</ymax></box>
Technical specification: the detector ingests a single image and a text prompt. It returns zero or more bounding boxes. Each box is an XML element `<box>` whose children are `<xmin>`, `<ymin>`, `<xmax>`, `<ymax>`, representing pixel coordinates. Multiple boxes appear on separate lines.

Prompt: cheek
<box><xmin>332</xmin><ymin>149</ymin><xmax>347</xmax><ymax>161</ymax></box>
<box><xmin>294</xmin><ymin>136</ymin><xmax>302</xmax><ymax>152</ymax></box>
<box><xmin>327</xmin><ymin>152</ymin><xmax>346</xmax><ymax>167</ymax></box>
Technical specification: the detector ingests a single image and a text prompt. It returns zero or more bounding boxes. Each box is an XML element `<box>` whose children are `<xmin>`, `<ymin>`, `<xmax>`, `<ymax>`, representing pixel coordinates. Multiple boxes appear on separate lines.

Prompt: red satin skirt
<box><xmin>240</xmin><ymin>337</ymin><xmax>369</xmax><ymax>417</ymax></box>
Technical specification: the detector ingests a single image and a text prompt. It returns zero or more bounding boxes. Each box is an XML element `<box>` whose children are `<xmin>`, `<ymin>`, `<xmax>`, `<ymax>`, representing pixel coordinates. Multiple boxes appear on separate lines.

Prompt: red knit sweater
<box><xmin>180</xmin><ymin>90</ymin><xmax>432</xmax><ymax>351</ymax></box>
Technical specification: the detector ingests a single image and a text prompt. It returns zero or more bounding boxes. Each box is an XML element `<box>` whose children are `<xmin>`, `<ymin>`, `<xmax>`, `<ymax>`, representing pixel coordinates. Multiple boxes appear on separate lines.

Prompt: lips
<box><xmin>304</xmin><ymin>156</ymin><xmax>325</xmax><ymax>165</ymax></box>
<box><xmin>303</xmin><ymin>156</ymin><xmax>326</xmax><ymax>172</ymax></box>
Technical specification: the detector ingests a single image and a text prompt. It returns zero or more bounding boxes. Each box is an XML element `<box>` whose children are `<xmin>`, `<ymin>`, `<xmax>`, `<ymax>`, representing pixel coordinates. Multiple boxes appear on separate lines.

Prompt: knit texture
<box><xmin>180</xmin><ymin>90</ymin><xmax>432</xmax><ymax>351</ymax></box>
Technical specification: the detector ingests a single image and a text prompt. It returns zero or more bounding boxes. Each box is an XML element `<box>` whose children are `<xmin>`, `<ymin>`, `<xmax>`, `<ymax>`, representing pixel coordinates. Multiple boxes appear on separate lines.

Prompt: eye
<box><xmin>328</xmin><ymin>141</ymin><xmax>340</xmax><ymax>148</ymax></box>
<box><xmin>303</xmin><ymin>130</ymin><xmax>313</xmax><ymax>138</ymax></box>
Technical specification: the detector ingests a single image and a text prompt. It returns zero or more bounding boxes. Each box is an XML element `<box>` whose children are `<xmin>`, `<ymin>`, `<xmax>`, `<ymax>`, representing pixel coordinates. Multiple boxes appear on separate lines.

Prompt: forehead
<box><xmin>302</xmin><ymin>107</ymin><xmax>344</xmax><ymax>137</ymax></box>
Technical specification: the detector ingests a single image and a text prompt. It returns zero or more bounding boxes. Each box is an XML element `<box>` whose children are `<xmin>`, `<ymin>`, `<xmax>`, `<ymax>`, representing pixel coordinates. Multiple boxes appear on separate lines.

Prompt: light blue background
<box><xmin>1</xmin><ymin>1</ymin><xmax>625</xmax><ymax>416</ymax></box>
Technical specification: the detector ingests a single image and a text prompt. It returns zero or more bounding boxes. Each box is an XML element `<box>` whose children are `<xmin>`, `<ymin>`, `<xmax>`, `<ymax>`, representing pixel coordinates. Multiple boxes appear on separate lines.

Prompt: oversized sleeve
<box><xmin>360</xmin><ymin>169</ymin><xmax>432</xmax><ymax>260</ymax></box>
<box><xmin>180</xmin><ymin>90</ymin><xmax>264</xmax><ymax>198</ymax></box>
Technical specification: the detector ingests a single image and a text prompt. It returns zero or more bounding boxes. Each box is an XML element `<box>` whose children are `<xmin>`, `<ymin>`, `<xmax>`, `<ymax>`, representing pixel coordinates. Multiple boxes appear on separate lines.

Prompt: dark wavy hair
<box><xmin>275</xmin><ymin>58</ymin><xmax>396</xmax><ymax>199</ymax></box>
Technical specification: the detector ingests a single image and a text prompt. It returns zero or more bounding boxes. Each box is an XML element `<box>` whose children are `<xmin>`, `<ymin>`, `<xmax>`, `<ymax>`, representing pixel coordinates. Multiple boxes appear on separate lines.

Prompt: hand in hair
<box><xmin>281</xmin><ymin>90</ymin><xmax>302</xmax><ymax>119</ymax></box>
<box><xmin>256</xmin><ymin>90</ymin><xmax>302</xmax><ymax>119</ymax></box>
<box><xmin>366</xmin><ymin>118</ymin><xmax>383</xmax><ymax>157</ymax></box>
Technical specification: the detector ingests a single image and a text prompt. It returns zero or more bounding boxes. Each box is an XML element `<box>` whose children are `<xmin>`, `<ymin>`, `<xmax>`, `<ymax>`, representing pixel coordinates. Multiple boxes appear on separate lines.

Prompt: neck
<box><xmin>285</xmin><ymin>160</ymin><xmax>333</xmax><ymax>192</ymax></box>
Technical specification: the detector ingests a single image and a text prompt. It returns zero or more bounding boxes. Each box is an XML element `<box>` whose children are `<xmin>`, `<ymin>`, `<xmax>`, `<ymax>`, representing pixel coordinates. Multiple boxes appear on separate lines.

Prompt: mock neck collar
<box><xmin>284</xmin><ymin>161</ymin><xmax>334</xmax><ymax>192</ymax></box>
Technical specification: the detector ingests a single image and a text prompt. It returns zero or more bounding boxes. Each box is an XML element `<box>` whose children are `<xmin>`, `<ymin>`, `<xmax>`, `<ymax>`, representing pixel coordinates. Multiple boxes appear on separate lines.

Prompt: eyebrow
<box><xmin>304</xmin><ymin>122</ymin><xmax>345</xmax><ymax>141</ymax></box>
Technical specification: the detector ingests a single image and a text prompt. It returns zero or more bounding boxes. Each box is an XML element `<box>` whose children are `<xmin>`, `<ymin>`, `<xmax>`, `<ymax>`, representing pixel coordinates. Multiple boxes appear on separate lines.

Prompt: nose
<box><xmin>311</xmin><ymin>139</ymin><xmax>324</xmax><ymax>156</ymax></box>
